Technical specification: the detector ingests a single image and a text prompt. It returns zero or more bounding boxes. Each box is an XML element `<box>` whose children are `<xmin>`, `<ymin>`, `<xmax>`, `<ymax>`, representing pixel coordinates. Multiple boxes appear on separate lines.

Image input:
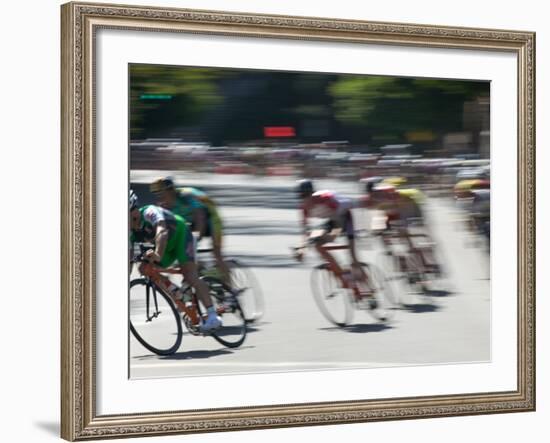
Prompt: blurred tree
<box><xmin>130</xmin><ymin>65</ymin><xmax>226</xmax><ymax>139</ymax></box>
<box><xmin>130</xmin><ymin>65</ymin><xmax>489</xmax><ymax>150</ymax></box>
<box><xmin>329</xmin><ymin>76</ymin><xmax>489</xmax><ymax>145</ymax></box>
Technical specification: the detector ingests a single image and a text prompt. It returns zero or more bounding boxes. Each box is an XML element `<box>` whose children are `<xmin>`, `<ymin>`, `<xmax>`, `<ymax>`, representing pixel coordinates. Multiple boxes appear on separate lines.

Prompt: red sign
<box><xmin>264</xmin><ymin>126</ymin><xmax>296</xmax><ymax>138</ymax></box>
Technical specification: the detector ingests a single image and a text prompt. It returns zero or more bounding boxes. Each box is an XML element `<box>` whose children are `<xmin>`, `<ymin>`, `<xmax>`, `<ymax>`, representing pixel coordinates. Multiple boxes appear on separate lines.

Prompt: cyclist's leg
<box><xmin>343</xmin><ymin>210</ymin><xmax>363</xmax><ymax>273</ymax></box>
<box><xmin>174</xmin><ymin>224</ymin><xmax>217</xmax><ymax>314</ymax></box>
<box><xmin>398</xmin><ymin>200</ymin><xmax>431</xmax><ymax>269</ymax></box>
<box><xmin>343</xmin><ymin>210</ymin><xmax>360</xmax><ymax>264</ymax></box>
<box><xmin>395</xmin><ymin>222</ymin><xmax>418</xmax><ymax>265</ymax></box>
<box><xmin>180</xmin><ymin>263</ymin><xmax>212</xmax><ymax>308</ymax></box>
<box><xmin>209</xmin><ymin>214</ymin><xmax>231</xmax><ymax>285</ymax></box>
<box><xmin>313</xmin><ymin>221</ymin><xmax>345</xmax><ymax>277</ymax></box>
<box><xmin>314</xmin><ymin>241</ymin><xmax>346</xmax><ymax>278</ymax></box>
<box><xmin>383</xmin><ymin>218</ymin><xmax>409</xmax><ymax>273</ymax></box>
<box><xmin>343</xmin><ymin>211</ymin><xmax>373</xmax><ymax>292</ymax></box>
<box><xmin>382</xmin><ymin>211</ymin><xmax>397</xmax><ymax>250</ymax></box>
<box><xmin>400</xmin><ymin>223</ymin><xmax>416</xmax><ymax>251</ymax></box>
<box><xmin>406</xmin><ymin>214</ymin><xmax>438</xmax><ymax>271</ymax></box>
<box><xmin>415</xmin><ymin>229</ymin><xmax>437</xmax><ymax>269</ymax></box>
<box><xmin>400</xmin><ymin>217</ymin><xmax>440</xmax><ymax>279</ymax></box>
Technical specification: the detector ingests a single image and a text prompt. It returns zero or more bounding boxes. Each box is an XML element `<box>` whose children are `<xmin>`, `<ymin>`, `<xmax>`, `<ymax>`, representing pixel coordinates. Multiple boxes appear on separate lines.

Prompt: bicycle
<box><xmin>129</xmin><ymin>245</ymin><xmax>247</xmax><ymax>356</ymax></box>
<box><xmin>376</xmin><ymin>225</ymin><xmax>444</xmax><ymax>303</ymax></box>
<box><xmin>196</xmin><ymin>248</ymin><xmax>264</xmax><ymax>323</ymax></box>
<box><xmin>293</xmin><ymin>241</ymin><xmax>396</xmax><ymax>327</ymax></box>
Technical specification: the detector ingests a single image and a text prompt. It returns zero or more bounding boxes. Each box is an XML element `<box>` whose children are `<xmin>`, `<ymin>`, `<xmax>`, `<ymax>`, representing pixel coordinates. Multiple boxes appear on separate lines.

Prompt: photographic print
<box><xmin>128</xmin><ymin>64</ymin><xmax>491</xmax><ymax>379</ymax></box>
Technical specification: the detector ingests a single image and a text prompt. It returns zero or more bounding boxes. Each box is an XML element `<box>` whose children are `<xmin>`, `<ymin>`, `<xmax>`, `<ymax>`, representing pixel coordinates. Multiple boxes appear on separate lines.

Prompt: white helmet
<box><xmin>129</xmin><ymin>189</ymin><xmax>139</xmax><ymax>211</ymax></box>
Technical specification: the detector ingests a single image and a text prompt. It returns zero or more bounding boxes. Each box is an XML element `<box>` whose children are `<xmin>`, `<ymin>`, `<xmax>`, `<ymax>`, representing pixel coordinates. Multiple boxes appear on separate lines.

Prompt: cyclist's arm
<box><xmin>292</xmin><ymin>208</ymin><xmax>309</xmax><ymax>261</ymax></box>
<box><xmin>180</xmin><ymin>192</ymin><xmax>207</xmax><ymax>238</ymax></box>
<box><xmin>300</xmin><ymin>207</ymin><xmax>311</xmax><ymax>247</ymax></box>
<box><xmin>153</xmin><ymin>221</ymin><xmax>169</xmax><ymax>260</ymax></box>
<box><xmin>192</xmin><ymin>207</ymin><xmax>207</xmax><ymax>238</ymax></box>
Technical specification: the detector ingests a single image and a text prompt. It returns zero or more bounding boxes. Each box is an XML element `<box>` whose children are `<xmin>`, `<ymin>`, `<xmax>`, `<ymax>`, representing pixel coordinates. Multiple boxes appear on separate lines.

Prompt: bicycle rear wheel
<box><xmin>129</xmin><ymin>278</ymin><xmax>183</xmax><ymax>356</ymax></box>
<box><xmin>200</xmin><ymin>276</ymin><xmax>247</xmax><ymax>348</ymax></box>
<box><xmin>226</xmin><ymin>259</ymin><xmax>264</xmax><ymax>323</ymax></box>
<box><xmin>311</xmin><ymin>264</ymin><xmax>354</xmax><ymax>327</ymax></box>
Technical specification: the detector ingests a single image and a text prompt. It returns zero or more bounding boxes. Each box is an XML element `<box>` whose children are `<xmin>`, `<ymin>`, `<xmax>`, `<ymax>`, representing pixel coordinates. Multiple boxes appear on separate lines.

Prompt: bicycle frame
<box><xmin>378</xmin><ymin>229</ymin><xmax>434</xmax><ymax>273</ymax></box>
<box><xmin>316</xmin><ymin>243</ymin><xmax>365</xmax><ymax>300</ymax></box>
<box><xmin>137</xmin><ymin>262</ymin><xmax>201</xmax><ymax>324</ymax></box>
<box><xmin>137</xmin><ymin>260</ymin><xmax>232</xmax><ymax>321</ymax></box>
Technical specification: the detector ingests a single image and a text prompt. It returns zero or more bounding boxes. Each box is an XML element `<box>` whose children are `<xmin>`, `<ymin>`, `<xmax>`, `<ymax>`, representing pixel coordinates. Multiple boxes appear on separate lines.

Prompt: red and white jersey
<box><xmin>302</xmin><ymin>190</ymin><xmax>353</xmax><ymax>220</ymax></box>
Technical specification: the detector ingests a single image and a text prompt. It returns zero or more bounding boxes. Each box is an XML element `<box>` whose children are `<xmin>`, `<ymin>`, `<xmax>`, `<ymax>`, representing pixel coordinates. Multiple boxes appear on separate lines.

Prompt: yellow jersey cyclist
<box><xmin>361</xmin><ymin>179</ymin><xmax>440</xmax><ymax>275</ymax></box>
<box><xmin>453</xmin><ymin>178</ymin><xmax>490</xmax><ymax>235</ymax></box>
<box><xmin>129</xmin><ymin>190</ymin><xmax>222</xmax><ymax>332</ymax></box>
<box><xmin>361</xmin><ymin>177</ymin><xmax>425</xmax><ymax>228</ymax></box>
<box><xmin>149</xmin><ymin>177</ymin><xmax>230</xmax><ymax>285</ymax></box>
<box><xmin>453</xmin><ymin>178</ymin><xmax>490</xmax><ymax>201</ymax></box>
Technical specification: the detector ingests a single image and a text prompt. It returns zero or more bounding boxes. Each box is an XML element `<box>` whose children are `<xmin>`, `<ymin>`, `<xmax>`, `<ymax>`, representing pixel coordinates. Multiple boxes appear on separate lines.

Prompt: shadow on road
<box><xmin>401</xmin><ymin>303</ymin><xmax>441</xmax><ymax>313</ymax></box>
<box><xmin>344</xmin><ymin>323</ymin><xmax>394</xmax><ymax>333</ymax></box>
<box><xmin>135</xmin><ymin>349</ymin><xmax>234</xmax><ymax>361</ymax></box>
<box><xmin>424</xmin><ymin>289</ymin><xmax>454</xmax><ymax>297</ymax></box>
<box><xmin>319</xmin><ymin>323</ymin><xmax>393</xmax><ymax>333</ymax></box>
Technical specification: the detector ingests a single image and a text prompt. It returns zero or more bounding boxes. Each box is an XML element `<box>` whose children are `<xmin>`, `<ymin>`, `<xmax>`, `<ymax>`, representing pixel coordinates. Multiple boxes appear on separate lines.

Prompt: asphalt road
<box><xmin>129</xmin><ymin>171</ymin><xmax>490</xmax><ymax>379</ymax></box>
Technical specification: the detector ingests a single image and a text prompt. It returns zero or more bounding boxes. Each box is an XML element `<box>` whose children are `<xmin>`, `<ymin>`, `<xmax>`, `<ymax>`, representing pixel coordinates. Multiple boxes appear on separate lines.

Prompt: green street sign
<box><xmin>139</xmin><ymin>94</ymin><xmax>173</xmax><ymax>100</ymax></box>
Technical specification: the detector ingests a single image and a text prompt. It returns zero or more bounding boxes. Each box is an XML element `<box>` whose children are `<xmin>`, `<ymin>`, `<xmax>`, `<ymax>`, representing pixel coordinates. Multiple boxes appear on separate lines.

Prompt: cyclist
<box><xmin>150</xmin><ymin>177</ymin><xmax>230</xmax><ymax>285</ymax></box>
<box><xmin>129</xmin><ymin>190</ymin><xmax>222</xmax><ymax>332</ymax></box>
<box><xmin>469</xmin><ymin>188</ymin><xmax>491</xmax><ymax>241</ymax></box>
<box><xmin>453</xmin><ymin>178</ymin><xmax>491</xmax><ymax>238</ymax></box>
<box><xmin>294</xmin><ymin>179</ymin><xmax>366</xmax><ymax>286</ymax></box>
<box><xmin>362</xmin><ymin>181</ymin><xmax>439</xmax><ymax>275</ymax></box>
<box><xmin>454</xmin><ymin>178</ymin><xmax>490</xmax><ymax>201</ymax></box>
<box><xmin>362</xmin><ymin>179</ymin><xmax>425</xmax><ymax>228</ymax></box>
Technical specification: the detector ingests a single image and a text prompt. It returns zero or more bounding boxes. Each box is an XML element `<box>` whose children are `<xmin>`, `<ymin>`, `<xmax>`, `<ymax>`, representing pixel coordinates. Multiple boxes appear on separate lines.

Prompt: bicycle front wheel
<box><xmin>377</xmin><ymin>251</ymin><xmax>423</xmax><ymax>306</ymax></box>
<box><xmin>129</xmin><ymin>278</ymin><xmax>183</xmax><ymax>356</ymax></box>
<box><xmin>311</xmin><ymin>264</ymin><xmax>354</xmax><ymax>327</ymax></box>
<box><xmin>200</xmin><ymin>276</ymin><xmax>247</xmax><ymax>348</ymax></box>
<box><xmin>359</xmin><ymin>262</ymin><xmax>397</xmax><ymax>322</ymax></box>
<box><xmin>226</xmin><ymin>259</ymin><xmax>264</xmax><ymax>323</ymax></box>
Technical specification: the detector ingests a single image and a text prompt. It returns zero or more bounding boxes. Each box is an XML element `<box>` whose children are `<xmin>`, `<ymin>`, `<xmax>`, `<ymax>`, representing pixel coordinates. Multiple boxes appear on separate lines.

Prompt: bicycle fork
<box><xmin>339</xmin><ymin>271</ymin><xmax>374</xmax><ymax>302</ymax></box>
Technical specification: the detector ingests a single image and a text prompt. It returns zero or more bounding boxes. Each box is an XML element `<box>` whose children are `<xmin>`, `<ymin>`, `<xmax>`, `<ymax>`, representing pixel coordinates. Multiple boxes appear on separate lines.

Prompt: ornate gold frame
<box><xmin>61</xmin><ymin>2</ymin><xmax>536</xmax><ymax>440</ymax></box>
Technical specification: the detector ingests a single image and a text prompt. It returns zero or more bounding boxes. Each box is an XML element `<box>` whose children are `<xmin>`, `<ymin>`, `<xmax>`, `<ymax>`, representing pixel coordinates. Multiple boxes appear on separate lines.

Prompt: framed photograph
<box><xmin>61</xmin><ymin>1</ymin><xmax>535</xmax><ymax>440</ymax></box>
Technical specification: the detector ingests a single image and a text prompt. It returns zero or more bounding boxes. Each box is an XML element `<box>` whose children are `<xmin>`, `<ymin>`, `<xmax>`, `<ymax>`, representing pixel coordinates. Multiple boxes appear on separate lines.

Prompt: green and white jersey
<box><xmin>131</xmin><ymin>205</ymin><xmax>179</xmax><ymax>243</ymax></box>
<box><xmin>130</xmin><ymin>205</ymin><xmax>194</xmax><ymax>266</ymax></box>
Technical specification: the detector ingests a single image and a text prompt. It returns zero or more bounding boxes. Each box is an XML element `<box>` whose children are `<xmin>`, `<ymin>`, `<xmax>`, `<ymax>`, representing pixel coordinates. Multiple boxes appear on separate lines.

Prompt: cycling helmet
<box><xmin>360</xmin><ymin>176</ymin><xmax>383</xmax><ymax>193</ymax></box>
<box><xmin>382</xmin><ymin>176</ymin><xmax>407</xmax><ymax>187</ymax></box>
<box><xmin>150</xmin><ymin>177</ymin><xmax>175</xmax><ymax>193</ymax></box>
<box><xmin>129</xmin><ymin>189</ymin><xmax>139</xmax><ymax>210</ymax></box>
<box><xmin>296</xmin><ymin>179</ymin><xmax>314</xmax><ymax>197</ymax></box>
<box><xmin>371</xmin><ymin>184</ymin><xmax>397</xmax><ymax>200</ymax></box>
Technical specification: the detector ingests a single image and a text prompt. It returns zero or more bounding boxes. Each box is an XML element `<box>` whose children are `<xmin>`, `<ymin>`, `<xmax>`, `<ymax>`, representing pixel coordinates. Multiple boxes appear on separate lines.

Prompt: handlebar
<box><xmin>131</xmin><ymin>243</ymin><xmax>155</xmax><ymax>263</ymax></box>
<box><xmin>132</xmin><ymin>245</ymin><xmax>183</xmax><ymax>275</ymax></box>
